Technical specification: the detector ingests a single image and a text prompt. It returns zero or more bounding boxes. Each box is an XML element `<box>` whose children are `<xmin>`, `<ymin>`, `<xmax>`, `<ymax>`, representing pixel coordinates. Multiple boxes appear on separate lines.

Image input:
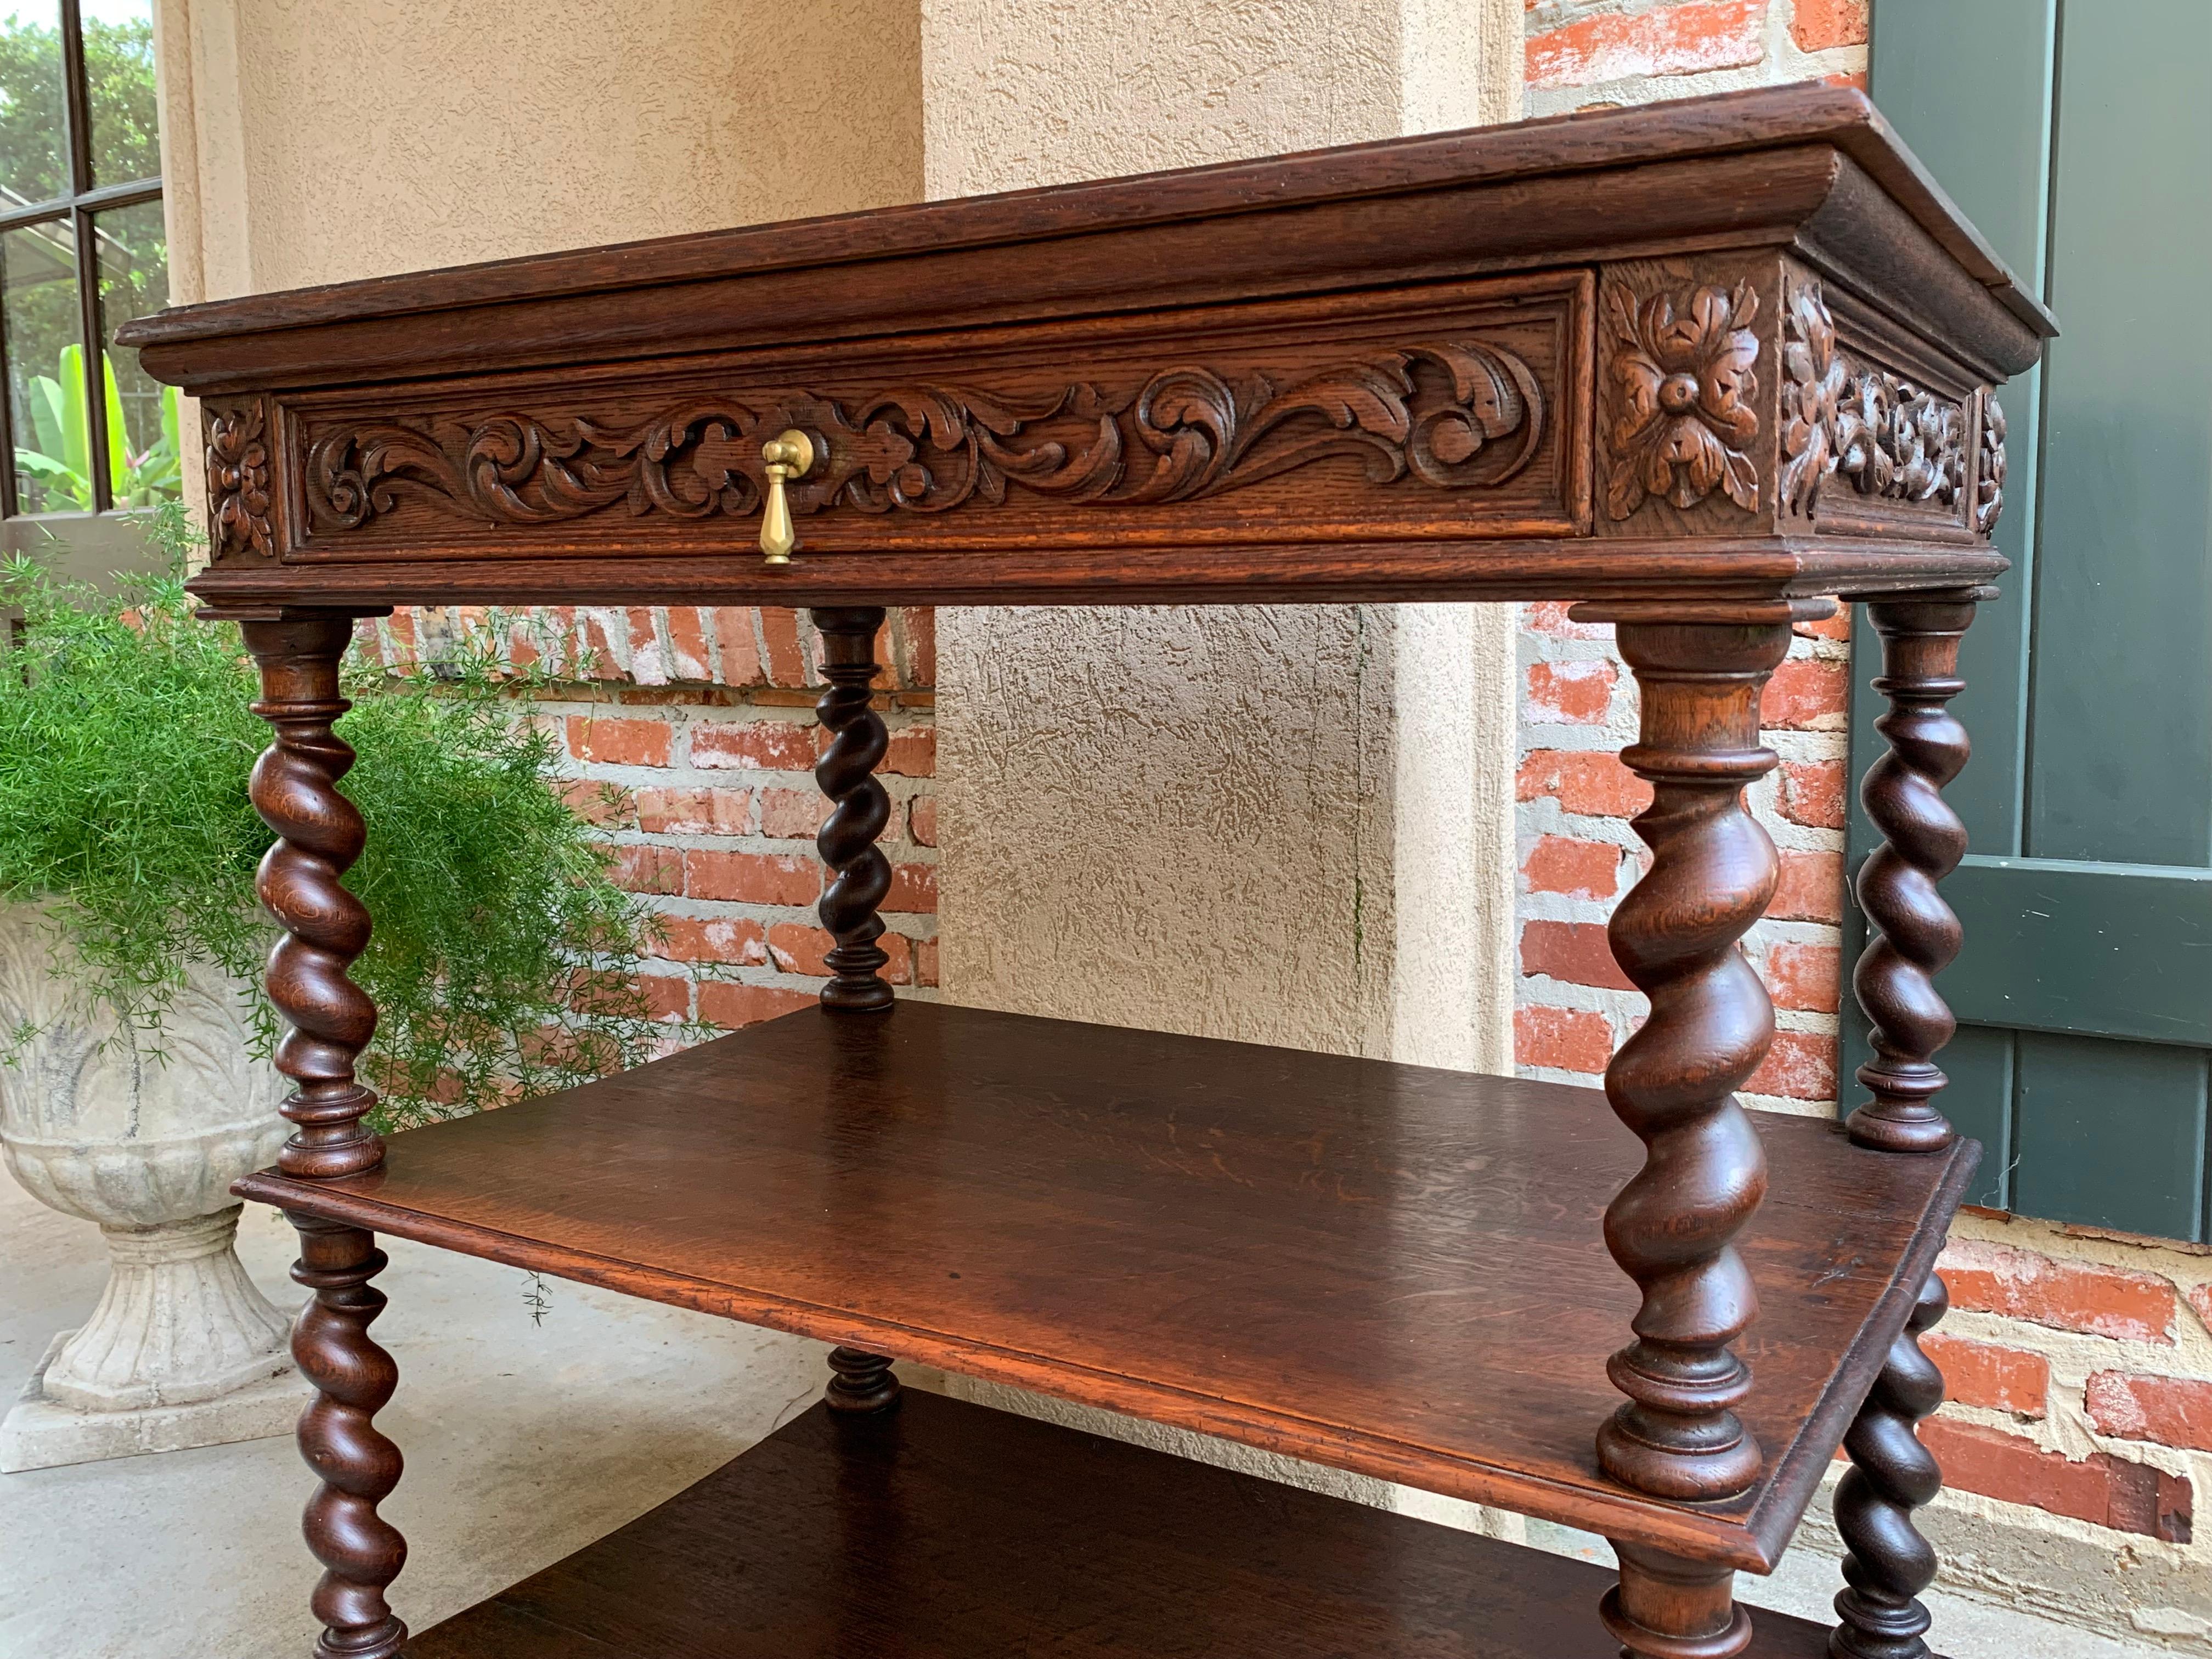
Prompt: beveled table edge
<box><xmin>121</xmin><ymin>85</ymin><xmax>2050</xmax><ymax>352</ymax></box>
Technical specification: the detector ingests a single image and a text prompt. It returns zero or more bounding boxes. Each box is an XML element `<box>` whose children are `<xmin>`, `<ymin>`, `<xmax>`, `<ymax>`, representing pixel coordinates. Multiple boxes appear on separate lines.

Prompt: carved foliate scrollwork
<box><xmin>1780</xmin><ymin>280</ymin><xmax>1847</xmax><ymax>517</ymax></box>
<box><xmin>1781</xmin><ymin>279</ymin><xmax>1970</xmax><ymax>522</ymax></box>
<box><xmin>1976</xmin><ymin>392</ymin><xmax>2007</xmax><ymax>537</ymax></box>
<box><xmin>1605</xmin><ymin>278</ymin><xmax>1762</xmax><ymax>518</ymax></box>
<box><xmin>206</xmin><ymin>401</ymin><xmax>275</xmax><ymax>558</ymax></box>
<box><xmin>301</xmin><ymin>342</ymin><xmax>1545</xmax><ymax>534</ymax></box>
<box><xmin>1838</xmin><ymin>375</ymin><xmax>1965</xmax><ymax>506</ymax></box>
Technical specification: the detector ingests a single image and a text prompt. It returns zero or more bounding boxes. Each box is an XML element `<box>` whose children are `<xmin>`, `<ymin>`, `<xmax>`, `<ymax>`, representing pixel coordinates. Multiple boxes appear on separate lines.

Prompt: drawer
<box><xmin>263</xmin><ymin>270</ymin><xmax>1593</xmax><ymax>565</ymax></box>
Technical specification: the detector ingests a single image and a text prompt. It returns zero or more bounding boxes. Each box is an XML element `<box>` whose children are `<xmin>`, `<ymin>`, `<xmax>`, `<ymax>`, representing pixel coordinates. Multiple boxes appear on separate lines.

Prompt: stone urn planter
<box><xmin>0</xmin><ymin>902</ymin><xmax>300</xmax><ymax>1471</ymax></box>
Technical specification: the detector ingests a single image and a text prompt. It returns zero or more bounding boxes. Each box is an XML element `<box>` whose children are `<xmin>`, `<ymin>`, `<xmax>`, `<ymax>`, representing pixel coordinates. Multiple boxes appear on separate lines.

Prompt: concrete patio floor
<box><xmin>1</xmin><ymin>1171</ymin><xmax>2160</xmax><ymax>1657</ymax></box>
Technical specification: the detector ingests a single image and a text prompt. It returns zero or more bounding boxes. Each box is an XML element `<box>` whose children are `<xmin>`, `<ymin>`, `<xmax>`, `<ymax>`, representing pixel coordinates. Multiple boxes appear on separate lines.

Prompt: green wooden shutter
<box><xmin>1851</xmin><ymin>0</ymin><xmax>2212</xmax><ymax>1240</ymax></box>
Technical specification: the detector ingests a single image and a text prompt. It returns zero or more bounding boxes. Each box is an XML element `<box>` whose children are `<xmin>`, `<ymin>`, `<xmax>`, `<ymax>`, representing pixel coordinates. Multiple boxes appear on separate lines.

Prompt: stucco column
<box><xmin>156</xmin><ymin>0</ymin><xmax>924</xmax><ymax>298</ymax></box>
<box><xmin>924</xmin><ymin>0</ymin><xmax>1522</xmax><ymax>1071</ymax></box>
<box><xmin>922</xmin><ymin>0</ymin><xmax>1526</xmax><ymax>1528</ymax></box>
<box><xmin>153</xmin><ymin>0</ymin><xmax>924</xmax><ymax>545</ymax></box>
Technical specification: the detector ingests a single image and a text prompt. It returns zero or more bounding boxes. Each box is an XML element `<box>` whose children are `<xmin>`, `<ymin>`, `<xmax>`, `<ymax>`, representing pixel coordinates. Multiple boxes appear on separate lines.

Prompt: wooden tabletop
<box><xmin>125</xmin><ymin>84</ymin><xmax>2050</xmax><ymax>614</ymax></box>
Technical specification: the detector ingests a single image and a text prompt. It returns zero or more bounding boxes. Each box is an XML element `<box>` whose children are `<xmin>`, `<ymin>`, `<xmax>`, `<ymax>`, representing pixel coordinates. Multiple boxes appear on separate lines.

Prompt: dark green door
<box><xmin>1851</xmin><ymin>0</ymin><xmax>2212</xmax><ymax>1240</ymax></box>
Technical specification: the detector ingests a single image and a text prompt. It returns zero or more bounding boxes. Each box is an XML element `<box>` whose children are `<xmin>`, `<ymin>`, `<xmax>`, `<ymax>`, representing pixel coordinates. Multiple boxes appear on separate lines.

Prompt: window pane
<box><xmin>85</xmin><ymin>0</ymin><xmax>157</xmax><ymax>188</ymax></box>
<box><xmin>94</xmin><ymin>196</ymin><xmax>172</xmax><ymax>506</ymax></box>
<box><xmin>0</xmin><ymin>6</ymin><xmax>69</xmax><ymax>205</ymax></box>
<box><xmin>3</xmin><ymin>217</ymin><xmax>87</xmax><ymax>512</ymax></box>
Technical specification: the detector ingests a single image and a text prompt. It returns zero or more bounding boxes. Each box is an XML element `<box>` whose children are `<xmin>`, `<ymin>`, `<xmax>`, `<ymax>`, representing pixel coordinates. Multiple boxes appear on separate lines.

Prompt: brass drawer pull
<box><xmin>759</xmin><ymin>429</ymin><xmax>816</xmax><ymax>564</ymax></box>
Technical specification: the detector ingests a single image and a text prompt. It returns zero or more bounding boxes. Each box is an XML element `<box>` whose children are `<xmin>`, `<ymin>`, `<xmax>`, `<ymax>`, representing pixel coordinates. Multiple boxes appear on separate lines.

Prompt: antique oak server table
<box><xmin>120</xmin><ymin>84</ymin><xmax>2050</xmax><ymax>1659</ymax></box>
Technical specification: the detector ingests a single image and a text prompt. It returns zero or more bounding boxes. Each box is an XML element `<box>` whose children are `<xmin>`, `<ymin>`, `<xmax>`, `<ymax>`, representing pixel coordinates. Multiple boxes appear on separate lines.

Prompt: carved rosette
<box><xmin>1780</xmin><ymin>280</ymin><xmax>1971</xmax><ymax>523</ymax></box>
<box><xmin>299</xmin><ymin>341</ymin><xmax>1545</xmax><ymax>533</ymax></box>
<box><xmin>1604</xmin><ymin>278</ymin><xmax>1762</xmax><ymax>518</ymax></box>
<box><xmin>207</xmin><ymin>400</ymin><xmax>275</xmax><ymax>558</ymax></box>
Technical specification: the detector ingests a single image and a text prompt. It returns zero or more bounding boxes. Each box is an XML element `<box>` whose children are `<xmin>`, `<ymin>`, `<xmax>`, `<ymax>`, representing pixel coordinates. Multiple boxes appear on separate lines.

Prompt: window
<box><xmin>0</xmin><ymin>1</ymin><xmax>171</xmax><ymax>528</ymax></box>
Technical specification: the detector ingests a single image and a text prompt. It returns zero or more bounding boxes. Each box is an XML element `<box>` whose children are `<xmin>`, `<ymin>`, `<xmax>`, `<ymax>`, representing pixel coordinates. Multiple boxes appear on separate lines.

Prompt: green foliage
<box><xmin>0</xmin><ymin>506</ymin><xmax>679</xmax><ymax>1126</ymax></box>
<box><xmin>14</xmin><ymin>341</ymin><xmax>182</xmax><ymax>509</ymax></box>
<box><xmin>0</xmin><ymin>12</ymin><xmax>160</xmax><ymax>202</ymax></box>
<box><xmin>0</xmin><ymin>13</ymin><xmax>174</xmax><ymax>512</ymax></box>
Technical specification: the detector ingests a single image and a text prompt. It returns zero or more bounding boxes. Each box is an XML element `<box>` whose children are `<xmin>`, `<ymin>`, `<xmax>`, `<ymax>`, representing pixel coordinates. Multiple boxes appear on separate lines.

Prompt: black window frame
<box><xmin>0</xmin><ymin>0</ymin><xmax>163</xmax><ymax>521</ymax></box>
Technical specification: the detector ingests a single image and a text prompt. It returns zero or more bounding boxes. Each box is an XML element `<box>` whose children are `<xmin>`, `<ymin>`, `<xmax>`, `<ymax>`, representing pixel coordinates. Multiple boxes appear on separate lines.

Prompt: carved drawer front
<box><xmin>258</xmin><ymin>272</ymin><xmax>1592</xmax><ymax>564</ymax></box>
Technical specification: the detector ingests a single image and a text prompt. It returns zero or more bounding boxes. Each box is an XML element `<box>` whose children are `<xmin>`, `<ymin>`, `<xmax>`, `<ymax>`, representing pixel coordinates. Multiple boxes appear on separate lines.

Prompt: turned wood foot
<box><xmin>1832</xmin><ymin>1273</ymin><xmax>1948</xmax><ymax>1659</ymax></box>
<box><xmin>809</xmin><ymin>607</ymin><xmax>895</xmax><ymax>1012</ymax></box>
<box><xmin>1572</xmin><ymin>607</ymin><xmax>1800</xmax><ymax>1503</ymax></box>
<box><xmin>290</xmin><ymin>1216</ymin><xmax>407</xmax><ymax>1659</ymax></box>
<box><xmin>1848</xmin><ymin>593</ymin><xmax>1987</xmax><ymax>1154</ymax></box>
<box><xmin>1603</xmin><ymin>1541</ymin><xmax>1753</xmax><ymax>1659</ymax></box>
<box><xmin>826</xmin><ymin>1347</ymin><xmax>901</xmax><ymax>1413</ymax></box>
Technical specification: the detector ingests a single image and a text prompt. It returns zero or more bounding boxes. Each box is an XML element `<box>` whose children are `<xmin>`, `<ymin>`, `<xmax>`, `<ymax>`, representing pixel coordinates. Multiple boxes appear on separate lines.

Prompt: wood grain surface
<box><xmin>122</xmin><ymin>86</ymin><xmax>2045</xmax><ymax>375</ymax></box>
<box><xmin>402</xmin><ymin>1390</ymin><xmax>1844</xmax><ymax>1658</ymax></box>
<box><xmin>238</xmin><ymin>1001</ymin><xmax>1977</xmax><ymax>1571</ymax></box>
<box><xmin>125</xmin><ymin>86</ymin><xmax>2049</xmax><ymax>616</ymax></box>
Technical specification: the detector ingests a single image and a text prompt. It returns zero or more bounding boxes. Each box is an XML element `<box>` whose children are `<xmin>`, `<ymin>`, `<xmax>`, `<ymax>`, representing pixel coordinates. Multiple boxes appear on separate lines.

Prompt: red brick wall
<box><xmin>1525</xmin><ymin>0</ymin><xmax>1869</xmax><ymax>112</ymax></box>
<box><xmin>1517</xmin><ymin>2</ymin><xmax>2212</xmax><ymax>1613</ymax></box>
<box><xmin>370</xmin><ymin>603</ymin><xmax>939</xmax><ymax>1032</ymax></box>
<box><xmin>1515</xmin><ymin>600</ymin><xmax>1850</xmax><ymax>1115</ymax></box>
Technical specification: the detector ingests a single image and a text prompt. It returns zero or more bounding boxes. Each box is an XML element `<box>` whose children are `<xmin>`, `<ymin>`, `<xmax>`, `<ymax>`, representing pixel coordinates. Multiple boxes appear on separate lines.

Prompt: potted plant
<box><xmin>0</xmin><ymin>510</ymin><xmax>671</xmax><ymax>1469</ymax></box>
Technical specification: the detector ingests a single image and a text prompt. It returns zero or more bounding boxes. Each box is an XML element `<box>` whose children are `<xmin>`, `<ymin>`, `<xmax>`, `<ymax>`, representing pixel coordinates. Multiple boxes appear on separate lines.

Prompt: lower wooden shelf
<box><xmin>241</xmin><ymin>1001</ymin><xmax>1976</xmax><ymax>1569</ymax></box>
<box><xmin>405</xmin><ymin>1389</ymin><xmax>1838</xmax><ymax>1658</ymax></box>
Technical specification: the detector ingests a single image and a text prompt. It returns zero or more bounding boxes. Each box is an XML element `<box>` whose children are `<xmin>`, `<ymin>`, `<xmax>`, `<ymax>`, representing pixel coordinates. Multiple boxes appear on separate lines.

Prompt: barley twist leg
<box><xmin>289</xmin><ymin>1217</ymin><xmax>407</xmax><ymax>1659</ymax></box>
<box><xmin>1832</xmin><ymin>1274</ymin><xmax>1949</xmax><ymax>1659</ymax></box>
<box><xmin>810</xmin><ymin>607</ymin><xmax>894</xmax><ymax>1011</ymax></box>
<box><xmin>1849</xmin><ymin>594</ymin><xmax>1987</xmax><ymax>1154</ymax></box>
<box><xmin>1585</xmin><ymin>614</ymin><xmax>1796</xmax><ymax>1503</ymax></box>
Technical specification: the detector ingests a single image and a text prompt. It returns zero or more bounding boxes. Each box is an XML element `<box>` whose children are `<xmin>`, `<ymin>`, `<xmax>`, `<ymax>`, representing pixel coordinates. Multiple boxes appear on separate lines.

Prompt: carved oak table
<box><xmin>122</xmin><ymin>84</ymin><xmax>2049</xmax><ymax>1659</ymax></box>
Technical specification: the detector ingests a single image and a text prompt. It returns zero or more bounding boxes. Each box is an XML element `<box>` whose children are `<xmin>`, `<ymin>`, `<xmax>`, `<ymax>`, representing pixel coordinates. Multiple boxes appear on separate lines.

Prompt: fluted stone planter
<box><xmin>0</xmin><ymin>902</ymin><xmax>301</xmax><ymax>1471</ymax></box>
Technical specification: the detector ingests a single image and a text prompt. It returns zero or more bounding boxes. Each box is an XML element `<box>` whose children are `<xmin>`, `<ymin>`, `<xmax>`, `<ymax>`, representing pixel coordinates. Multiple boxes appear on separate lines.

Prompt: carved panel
<box><xmin>269</xmin><ymin>274</ymin><xmax>1593</xmax><ymax>561</ymax></box>
<box><xmin>1976</xmin><ymin>390</ymin><xmax>2006</xmax><ymax>537</ymax></box>
<box><xmin>206</xmin><ymin>400</ymin><xmax>275</xmax><ymax>560</ymax></box>
<box><xmin>307</xmin><ymin>344</ymin><xmax>1544</xmax><ymax>533</ymax></box>
<box><xmin>1780</xmin><ymin>277</ymin><xmax>1972</xmax><ymax>535</ymax></box>
<box><xmin>1603</xmin><ymin>274</ymin><xmax>1763</xmax><ymax>521</ymax></box>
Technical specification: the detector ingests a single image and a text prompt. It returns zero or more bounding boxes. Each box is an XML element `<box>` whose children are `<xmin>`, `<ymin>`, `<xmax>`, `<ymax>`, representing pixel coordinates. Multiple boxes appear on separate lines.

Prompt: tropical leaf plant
<box><xmin>13</xmin><ymin>343</ymin><xmax>182</xmax><ymax>511</ymax></box>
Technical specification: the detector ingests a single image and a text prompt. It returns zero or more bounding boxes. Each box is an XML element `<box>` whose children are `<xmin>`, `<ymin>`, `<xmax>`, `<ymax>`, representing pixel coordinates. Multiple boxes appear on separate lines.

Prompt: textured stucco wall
<box><xmin>921</xmin><ymin>0</ymin><xmax>1527</xmax><ymax>1529</ymax></box>
<box><xmin>157</xmin><ymin>0</ymin><xmax>923</xmax><ymax>298</ymax></box>
<box><xmin>152</xmin><ymin>0</ymin><xmax>922</xmax><ymax>536</ymax></box>
<box><xmin>923</xmin><ymin>0</ymin><xmax>1524</xmax><ymax>1073</ymax></box>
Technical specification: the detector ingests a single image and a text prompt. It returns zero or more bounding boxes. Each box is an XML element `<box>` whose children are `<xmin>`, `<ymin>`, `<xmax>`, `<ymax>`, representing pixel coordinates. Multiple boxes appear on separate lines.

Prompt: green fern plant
<box><xmin>0</xmin><ymin>505</ymin><xmax>680</xmax><ymax>1126</ymax></box>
